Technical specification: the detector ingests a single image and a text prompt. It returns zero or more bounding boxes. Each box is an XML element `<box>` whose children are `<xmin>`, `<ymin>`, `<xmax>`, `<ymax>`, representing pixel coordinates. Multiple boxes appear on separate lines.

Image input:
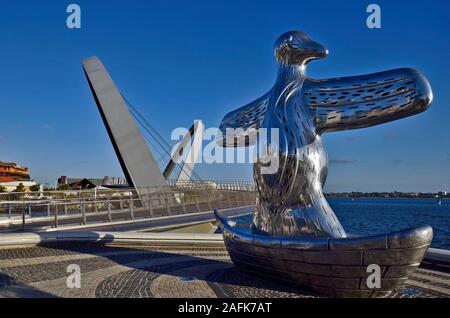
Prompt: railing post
<box><xmin>81</xmin><ymin>200</ymin><xmax>86</xmax><ymax>225</ymax></box>
<box><xmin>64</xmin><ymin>193</ymin><xmax>68</xmax><ymax>215</ymax></box>
<box><xmin>217</xmin><ymin>192</ymin><xmax>222</xmax><ymax>209</ymax></box>
<box><xmin>194</xmin><ymin>195</ymin><xmax>200</xmax><ymax>212</ymax></box>
<box><xmin>207</xmin><ymin>194</ymin><xmax>212</xmax><ymax>211</ymax></box>
<box><xmin>107</xmin><ymin>197</ymin><xmax>112</xmax><ymax>222</ymax></box>
<box><xmin>181</xmin><ymin>196</ymin><xmax>186</xmax><ymax>213</ymax></box>
<box><xmin>129</xmin><ymin>195</ymin><xmax>134</xmax><ymax>220</ymax></box>
<box><xmin>47</xmin><ymin>203</ymin><xmax>51</xmax><ymax>217</ymax></box>
<box><xmin>165</xmin><ymin>197</ymin><xmax>171</xmax><ymax>215</ymax></box>
<box><xmin>54</xmin><ymin>205</ymin><xmax>58</xmax><ymax>228</ymax></box>
<box><xmin>8</xmin><ymin>204</ymin><xmax>11</xmax><ymax>219</ymax></box>
<box><xmin>22</xmin><ymin>208</ymin><xmax>26</xmax><ymax>231</ymax></box>
<box><xmin>28</xmin><ymin>203</ymin><xmax>31</xmax><ymax>216</ymax></box>
<box><xmin>174</xmin><ymin>195</ymin><xmax>179</xmax><ymax>215</ymax></box>
<box><xmin>148</xmin><ymin>199</ymin><xmax>153</xmax><ymax>218</ymax></box>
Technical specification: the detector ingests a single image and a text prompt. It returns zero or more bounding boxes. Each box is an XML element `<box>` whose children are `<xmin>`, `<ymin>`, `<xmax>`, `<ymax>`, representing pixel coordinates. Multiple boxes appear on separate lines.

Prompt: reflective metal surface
<box><xmin>218</xmin><ymin>31</ymin><xmax>433</xmax><ymax>237</ymax></box>
<box><xmin>216</xmin><ymin>210</ymin><xmax>433</xmax><ymax>298</ymax></box>
<box><xmin>215</xmin><ymin>30</ymin><xmax>434</xmax><ymax>297</ymax></box>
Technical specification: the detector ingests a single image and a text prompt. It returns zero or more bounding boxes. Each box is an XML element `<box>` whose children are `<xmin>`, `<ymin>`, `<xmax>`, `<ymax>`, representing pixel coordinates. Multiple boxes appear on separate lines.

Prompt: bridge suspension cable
<box><xmin>121</xmin><ymin>95</ymin><xmax>202</xmax><ymax>182</ymax></box>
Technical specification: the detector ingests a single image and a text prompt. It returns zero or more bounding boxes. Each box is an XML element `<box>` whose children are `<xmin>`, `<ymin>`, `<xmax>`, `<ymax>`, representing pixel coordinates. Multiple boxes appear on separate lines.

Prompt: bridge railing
<box><xmin>0</xmin><ymin>184</ymin><xmax>256</xmax><ymax>231</ymax></box>
<box><xmin>166</xmin><ymin>179</ymin><xmax>255</xmax><ymax>191</ymax></box>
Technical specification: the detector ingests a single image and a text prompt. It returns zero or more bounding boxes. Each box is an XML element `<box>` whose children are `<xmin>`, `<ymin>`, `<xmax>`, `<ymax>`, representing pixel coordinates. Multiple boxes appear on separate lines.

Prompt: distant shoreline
<box><xmin>325</xmin><ymin>193</ymin><xmax>448</xmax><ymax>199</ymax></box>
<box><xmin>326</xmin><ymin>196</ymin><xmax>446</xmax><ymax>200</ymax></box>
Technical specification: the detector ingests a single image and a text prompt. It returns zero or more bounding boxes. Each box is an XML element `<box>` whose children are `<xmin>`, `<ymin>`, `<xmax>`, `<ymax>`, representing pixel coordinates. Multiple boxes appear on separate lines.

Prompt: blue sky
<box><xmin>0</xmin><ymin>0</ymin><xmax>449</xmax><ymax>192</ymax></box>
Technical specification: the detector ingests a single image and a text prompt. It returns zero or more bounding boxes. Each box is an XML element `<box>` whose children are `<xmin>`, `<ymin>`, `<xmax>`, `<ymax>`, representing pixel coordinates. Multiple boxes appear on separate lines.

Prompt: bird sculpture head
<box><xmin>274</xmin><ymin>31</ymin><xmax>328</xmax><ymax>66</ymax></box>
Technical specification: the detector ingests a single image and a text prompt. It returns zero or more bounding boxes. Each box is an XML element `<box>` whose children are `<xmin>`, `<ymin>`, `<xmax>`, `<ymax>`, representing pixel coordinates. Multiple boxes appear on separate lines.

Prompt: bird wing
<box><xmin>302</xmin><ymin>68</ymin><xmax>433</xmax><ymax>134</ymax></box>
<box><xmin>217</xmin><ymin>93</ymin><xmax>270</xmax><ymax>147</ymax></box>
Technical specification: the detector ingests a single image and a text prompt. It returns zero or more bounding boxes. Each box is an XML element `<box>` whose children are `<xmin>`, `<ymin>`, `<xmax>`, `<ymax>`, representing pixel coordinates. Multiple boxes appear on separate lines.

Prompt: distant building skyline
<box><xmin>0</xmin><ymin>0</ymin><xmax>449</xmax><ymax>192</ymax></box>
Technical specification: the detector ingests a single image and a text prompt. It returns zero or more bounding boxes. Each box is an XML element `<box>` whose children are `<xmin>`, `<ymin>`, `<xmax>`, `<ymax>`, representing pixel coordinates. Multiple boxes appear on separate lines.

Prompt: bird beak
<box><xmin>311</xmin><ymin>42</ymin><xmax>328</xmax><ymax>58</ymax></box>
<box><xmin>290</xmin><ymin>40</ymin><xmax>328</xmax><ymax>59</ymax></box>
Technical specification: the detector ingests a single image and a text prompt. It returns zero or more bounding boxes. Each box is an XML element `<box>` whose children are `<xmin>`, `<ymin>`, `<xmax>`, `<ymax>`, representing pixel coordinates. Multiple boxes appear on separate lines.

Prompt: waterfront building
<box><xmin>0</xmin><ymin>161</ymin><xmax>30</xmax><ymax>182</ymax></box>
<box><xmin>57</xmin><ymin>176</ymin><xmax>128</xmax><ymax>189</ymax></box>
<box><xmin>0</xmin><ymin>181</ymin><xmax>37</xmax><ymax>192</ymax></box>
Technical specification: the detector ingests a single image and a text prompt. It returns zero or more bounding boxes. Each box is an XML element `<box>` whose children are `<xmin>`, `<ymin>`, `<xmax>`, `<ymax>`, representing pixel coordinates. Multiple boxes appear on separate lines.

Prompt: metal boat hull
<box><xmin>215</xmin><ymin>211</ymin><xmax>433</xmax><ymax>298</ymax></box>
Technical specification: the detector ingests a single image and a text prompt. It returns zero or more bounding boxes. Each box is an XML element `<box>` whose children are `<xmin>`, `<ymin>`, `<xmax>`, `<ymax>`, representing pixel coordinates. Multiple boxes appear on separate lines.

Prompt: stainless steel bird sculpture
<box><xmin>218</xmin><ymin>31</ymin><xmax>433</xmax><ymax>238</ymax></box>
<box><xmin>215</xmin><ymin>31</ymin><xmax>434</xmax><ymax>297</ymax></box>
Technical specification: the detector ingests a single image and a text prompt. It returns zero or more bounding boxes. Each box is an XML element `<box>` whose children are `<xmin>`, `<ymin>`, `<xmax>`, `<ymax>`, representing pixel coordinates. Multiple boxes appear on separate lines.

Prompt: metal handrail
<box><xmin>0</xmin><ymin>179</ymin><xmax>255</xmax><ymax>201</ymax></box>
<box><xmin>0</xmin><ymin>186</ymin><xmax>256</xmax><ymax>231</ymax></box>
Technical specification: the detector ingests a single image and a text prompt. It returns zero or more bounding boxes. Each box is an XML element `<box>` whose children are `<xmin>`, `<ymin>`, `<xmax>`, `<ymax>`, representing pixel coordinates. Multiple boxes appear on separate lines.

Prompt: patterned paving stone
<box><xmin>97</xmin><ymin>260</ymin><xmax>218</xmax><ymax>298</ymax></box>
<box><xmin>0</xmin><ymin>243</ymin><xmax>447</xmax><ymax>298</ymax></box>
<box><xmin>150</xmin><ymin>262</ymin><xmax>232</xmax><ymax>298</ymax></box>
<box><xmin>206</xmin><ymin>267</ymin><xmax>317</xmax><ymax>298</ymax></box>
<box><xmin>0</xmin><ymin>252</ymin><xmax>169</xmax><ymax>287</ymax></box>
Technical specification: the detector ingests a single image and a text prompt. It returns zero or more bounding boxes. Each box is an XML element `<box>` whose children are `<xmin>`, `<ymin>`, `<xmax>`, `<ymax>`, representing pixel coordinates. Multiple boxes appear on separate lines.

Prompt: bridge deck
<box><xmin>0</xmin><ymin>206</ymin><xmax>253</xmax><ymax>233</ymax></box>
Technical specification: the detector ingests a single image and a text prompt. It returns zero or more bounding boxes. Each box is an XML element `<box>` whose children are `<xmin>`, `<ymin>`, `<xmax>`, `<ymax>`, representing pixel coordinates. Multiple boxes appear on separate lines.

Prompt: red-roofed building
<box><xmin>0</xmin><ymin>161</ymin><xmax>31</xmax><ymax>182</ymax></box>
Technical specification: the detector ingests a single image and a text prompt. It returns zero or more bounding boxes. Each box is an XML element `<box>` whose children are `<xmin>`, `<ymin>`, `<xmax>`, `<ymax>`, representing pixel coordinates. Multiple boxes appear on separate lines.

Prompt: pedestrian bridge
<box><xmin>0</xmin><ymin>181</ymin><xmax>256</xmax><ymax>232</ymax></box>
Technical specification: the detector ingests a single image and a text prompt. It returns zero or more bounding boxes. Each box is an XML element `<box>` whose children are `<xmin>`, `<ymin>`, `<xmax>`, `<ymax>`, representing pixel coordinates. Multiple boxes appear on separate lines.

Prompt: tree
<box><xmin>58</xmin><ymin>184</ymin><xmax>72</xmax><ymax>191</ymax></box>
<box><xmin>0</xmin><ymin>185</ymin><xmax>6</xmax><ymax>193</ymax></box>
<box><xmin>14</xmin><ymin>183</ymin><xmax>26</xmax><ymax>193</ymax></box>
<box><xmin>30</xmin><ymin>184</ymin><xmax>40</xmax><ymax>192</ymax></box>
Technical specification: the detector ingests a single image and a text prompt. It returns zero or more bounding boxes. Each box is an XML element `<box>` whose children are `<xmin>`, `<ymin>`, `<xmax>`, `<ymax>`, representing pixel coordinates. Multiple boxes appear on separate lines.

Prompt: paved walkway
<box><xmin>0</xmin><ymin>243</ymin><xmax>448</xmax><ymax>298</ymax></box>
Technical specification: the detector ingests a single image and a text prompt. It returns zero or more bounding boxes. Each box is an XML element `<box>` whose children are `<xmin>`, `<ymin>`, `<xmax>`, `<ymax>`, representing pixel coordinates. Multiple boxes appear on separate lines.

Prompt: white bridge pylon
<box><xmin>164</xmin><ymin>120</ymin><xmax>204</xmax><ymax>183</ymax></box>
<box><xmin>82</xmin><ymin>56</ymin><xmax>202</xmax><ymax>188</ymax></box>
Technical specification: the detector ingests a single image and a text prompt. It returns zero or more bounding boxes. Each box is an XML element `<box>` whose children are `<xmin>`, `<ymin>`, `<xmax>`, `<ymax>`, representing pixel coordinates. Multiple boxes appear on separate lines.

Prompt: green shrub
<box><xmin>30</xmin><ymin>184</ymin><xmax>41</xmax><ymax>192</ymax></box>
<box><xmin>14</xmin><ymin>183</ymin><xmax>26</xmax><ymax>193</ymax></box>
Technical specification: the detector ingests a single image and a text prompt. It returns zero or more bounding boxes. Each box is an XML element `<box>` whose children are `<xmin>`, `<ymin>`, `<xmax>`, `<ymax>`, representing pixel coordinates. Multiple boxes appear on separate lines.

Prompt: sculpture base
<box><xmin>215</xmin><ymin>210</ymin><xmax>433</xmax><ymax>298</ymax></box>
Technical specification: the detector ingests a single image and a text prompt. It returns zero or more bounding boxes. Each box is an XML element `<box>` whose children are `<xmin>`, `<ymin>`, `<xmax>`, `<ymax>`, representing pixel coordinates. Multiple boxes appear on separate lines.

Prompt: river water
<box><xmin>237</xmin><ymin>198</ymin><xmax>449</xmax><ymax>249</ymax></box>
<box><xmin>329</xmin><ymin>198</ymin><xmax>449</xmax><ymax>249</ymax></box>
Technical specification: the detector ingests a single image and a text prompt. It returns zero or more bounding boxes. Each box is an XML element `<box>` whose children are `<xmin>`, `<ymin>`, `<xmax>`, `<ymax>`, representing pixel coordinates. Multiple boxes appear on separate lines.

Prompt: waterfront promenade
<box><xmin>0</xmin><ymin>185</ymin><xmax>448</xmax><ymax>298</ymax></box>
<box><xmin>0</xmin><ymin>242</ymin><xmax>448</xmax><ymax>298</ymax></box>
